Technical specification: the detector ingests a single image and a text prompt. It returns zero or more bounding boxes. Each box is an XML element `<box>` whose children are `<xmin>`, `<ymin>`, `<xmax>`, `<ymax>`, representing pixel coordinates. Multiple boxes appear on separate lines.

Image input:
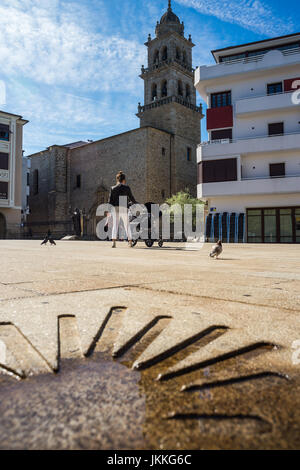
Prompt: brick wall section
<box><xmin>173</xmin><ymin>135</ymin><xmax>197</xmax><ymax>196</ymax></box>
<box><xmin>28</xmin><ymin>119</ymin><xmax>199</xmax><ymax>237</ymax></box>
<box><xmin>70</xmin><ymin>128</ymin><xmax>148</xmax><ymax>207</ymax></box>
<box><xmin>140</xmin><ymin>103</ymin><xmax>200</xmax><ymax>197</ymax></box>
<box><xmin>28</xmin><ymin>146</ymin><xmax>71</xmax><ymax>237</ymax></box>
<box><xmin>54</xmin><ymin>146</ymin><xmax>68</xmax><ymax>222</ymax></box>
<box><xmin>29</xmin><ymin>149</ymin><xmax>52</xmax><ymax>225</ymax></box>
<box><xmin>146</xmin><ymin>128</ymin><xmax>172</xmax><ymax>202</ymax></box>
<box><xmin>139</xmin><ymin>102</ymin><xmax>200</xmax><ymax>142</ymax></box>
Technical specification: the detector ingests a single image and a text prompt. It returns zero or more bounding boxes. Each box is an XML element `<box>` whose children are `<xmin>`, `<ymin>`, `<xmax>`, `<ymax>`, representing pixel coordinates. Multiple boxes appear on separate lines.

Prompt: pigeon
<box><xmin>41</xmin><ymin>230</ymin><xmax>56</xmax><ymax>246</ymax></box>
<box><xmin>209</xmin><ymin>240</ymin><xmax>222</xmax><ymax>259</ymax></box>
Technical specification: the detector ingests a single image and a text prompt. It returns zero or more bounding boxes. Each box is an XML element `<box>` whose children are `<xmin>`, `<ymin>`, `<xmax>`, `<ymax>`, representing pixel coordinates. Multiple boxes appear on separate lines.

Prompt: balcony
<box><xmin>195</xmin><ymin>47</ymin><xmax>300</xmax><ymax>93</ymax></box>
<box><xmin>236</xmin><ymin>90</ymin><xmax>296</xmax><ymax>116</ymax></box>
<box><xmin>198</xmin><ymin>132</ymin><xmax>300</xmax><ymax>160</ymax></box>
<box><xmin>198</xmin><ymin>174</ymin><xmax>300</xmax><ymax>198</ymax></box>
<box><xmin>137</xmin><ymin>95</ymin><xmax>202</xmax><ymax>115</ymax></box>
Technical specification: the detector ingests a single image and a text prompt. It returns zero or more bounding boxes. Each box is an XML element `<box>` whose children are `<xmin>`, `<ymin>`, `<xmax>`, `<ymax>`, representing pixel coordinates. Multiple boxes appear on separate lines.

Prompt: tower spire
<box><xmin>168</xmin><ymin>0</ymin><xmax>172</xmax><ymax>11</ymax></box>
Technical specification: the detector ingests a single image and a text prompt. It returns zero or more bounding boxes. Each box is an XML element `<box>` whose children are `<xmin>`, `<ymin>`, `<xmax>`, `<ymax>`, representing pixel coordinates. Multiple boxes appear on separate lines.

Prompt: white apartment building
<box><xmin>195</xmin><ymin>32</ymin><xmax>300</xmax><ymax>243</ymax></box>
<box><xmin>0</xmin><ymin>110</ymin><xmax>28</xmax><ymax>238</ymax></box>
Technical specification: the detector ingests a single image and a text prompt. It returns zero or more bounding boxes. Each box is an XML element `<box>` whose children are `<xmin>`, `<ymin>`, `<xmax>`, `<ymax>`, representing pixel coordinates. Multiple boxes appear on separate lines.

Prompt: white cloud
<box><xmin>0</xmin><ymin>0</ymin><xmax>146</xmax><ymax>92</ymax></box>
<box><xmin>176</xmin><ymin>0</ymin><xmax>295</xmax><ymax>35</ymax></box>
<box><xmin>0</xmin><ymin>0</ymin><xmax>146</xmax><ymax>154</ymax></box>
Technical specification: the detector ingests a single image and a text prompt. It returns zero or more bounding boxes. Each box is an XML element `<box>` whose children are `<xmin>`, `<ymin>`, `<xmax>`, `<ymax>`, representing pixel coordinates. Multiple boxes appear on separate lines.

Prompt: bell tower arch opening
<box><xmin>161</xmin><ymin>46</ymin><xmax>168</xmax><ymax>61</ymax></box>
<box><xmin>151</xmin><ymin>83</ymin><xmax>158</xmax><ymax>101</ymax></box>
<box><xmin>178</xmin><ymin>80</ymin><xmax>183</xmax><ymax>97</ymax></box>
<box><xmin>136</xmin><ymin>0</ymin><xmax>203</xmax><ymax>197</ymax></box>
<box><xmin>153</xmin><ymin>49</ymin><xmax>159</xmax><ymax>64</ymax></box>
<box><xmin>161</xmin><ymin>80</ymin><xmax>168</xmax><ymax>97</ymax></box>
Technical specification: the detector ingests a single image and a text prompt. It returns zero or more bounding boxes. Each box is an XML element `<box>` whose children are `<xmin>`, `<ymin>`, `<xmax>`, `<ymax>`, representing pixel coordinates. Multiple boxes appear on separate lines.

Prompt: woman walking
<box><xmin>108</xmin><ymin>171</ymin><xmax>137</xmax><ymax>248</ymax></box>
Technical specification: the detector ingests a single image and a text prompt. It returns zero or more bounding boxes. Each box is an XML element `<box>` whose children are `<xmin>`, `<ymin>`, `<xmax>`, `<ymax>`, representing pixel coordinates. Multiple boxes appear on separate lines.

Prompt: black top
<box><xmin>108</xmin><ymin>183</ymin><xmax>137</xmax><ymax>208</ymax></box>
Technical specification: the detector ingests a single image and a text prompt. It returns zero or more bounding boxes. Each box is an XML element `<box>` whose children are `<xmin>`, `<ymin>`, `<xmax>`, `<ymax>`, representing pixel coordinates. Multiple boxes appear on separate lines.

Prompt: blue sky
<box><xmin>0</xmin><ymin>0</ymin><xmax>299</xmax><ymax>155</ymax></box>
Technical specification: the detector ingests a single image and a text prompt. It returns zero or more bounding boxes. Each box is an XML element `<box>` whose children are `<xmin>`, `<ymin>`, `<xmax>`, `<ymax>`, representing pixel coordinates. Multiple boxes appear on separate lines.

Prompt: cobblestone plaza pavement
<box><xmin>0</xmin><ymin>240</ymin><xmax>300</xmax><ymax>450</ymax></box>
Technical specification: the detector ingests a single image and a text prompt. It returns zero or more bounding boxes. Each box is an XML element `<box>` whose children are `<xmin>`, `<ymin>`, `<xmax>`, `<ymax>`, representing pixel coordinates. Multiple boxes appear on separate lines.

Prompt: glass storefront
<box><xmin>247</xmin><ymin>207</ymin><xmax>300</xmax><ymax>244</ymax></box>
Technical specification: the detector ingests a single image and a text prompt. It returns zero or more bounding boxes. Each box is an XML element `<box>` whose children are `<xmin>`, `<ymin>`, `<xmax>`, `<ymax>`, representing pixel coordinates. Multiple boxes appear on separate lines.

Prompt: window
<box><xmin>247</xmin><ymin>209</ymin><xmax>262</xmax><ymax>243</ymax></box>
<box><xmin>33</xmin><ymin>169</ymin><xmax>39</xmax><ymax>195</ymax></box>
<box><xmin>182</xmin><ymin>50</ymin><xmax>187</xmax><ymax>63</ymax></box>
<box><xmin>211</xmin><ymin>91</ymin><xmax>231</xmax><ymax>108</ymax></box>
<box><xmin>162</xmin><ymin>147</ymin><xmax>166</xmax><ymax>156</ymax></box>
<box><xmin>161</xmin><ymin>190</ymin><xmax>165</xmax><ymax>199</ymax></box>
<box><xmin>176</xmin><ymin>47</ymin><xmax>181</xmax><ymax>60</ymax></box>
<box><xmin>264</xmin><ymin>209</ymin><xmax>277</xmax><ymax>243</ymax></box>
<box><xmin>27</xmin><ymin>173</ymin><xmax>30</xmax><ymax>186</ymax></box>
<box><xmin>76</xmin><ymin>174</ymin><xmax>81</xmax><ymax>188</ymax></box>
<box><xmin>187</xmin><ymin>147</ymin><xmax>191</xmax><ymax>161</ymax></box>
<box><xmin>0</xmin><ymin>152</ymin><xmax>9</xmax><ymax>170</ymax></box>
<box><xmin>220</xmin><ymin>53</ymin><xmax>246</xmax><ymax>63</ymax></box>
<box><xmin>280</xmin><ymin>208</ymin><xmax>293</xmax><ymax>243</ymax></box>
<box><xmin>270</xmin><ymin>163</ymin><xmax>285</xmax><ymax>178</ymax></box>
<box><xmin>220</xmin><ymin>42</ymin><xmax>300</xmax><ymax>63</ymax></box>
<box><xmin>198</xmin><ymin>158</ymin><xmax>237</xmax><ymax>184</ymax></box>
<box><xmin>268</xmin><ymin>122</ymin><xmax>284</xmax><ymax>136</ymax></box>
<box><xmin>0</xmin><ymin>182</ymin><xmax>8</xmax><ymax>200</ymax></box>
<box><xmin>0</xmin><ymin>124</ymin><xmax>9</xmax><ymax>141</ymax></box>
<box><xmin>211</xmin><ymin>129</ymin><xmax>232</xmax><ymax>141</ymax></box>
<box><xmin>267</xmin><ymin>82</ymin><xmax>283</xmax><ymax>95</ymax></box>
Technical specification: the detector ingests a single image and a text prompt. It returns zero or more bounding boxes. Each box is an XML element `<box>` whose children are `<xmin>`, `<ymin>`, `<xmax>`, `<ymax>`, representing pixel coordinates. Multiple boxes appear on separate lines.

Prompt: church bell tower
<box><xmin>137</xmin><ymin>0</ymin><xmax>202</xmax><ymax>143</ymax></box>
<box><xmin>137</xmin><ymin>1</ymin><xmax>203</xmax><ymax>195</ymax></box>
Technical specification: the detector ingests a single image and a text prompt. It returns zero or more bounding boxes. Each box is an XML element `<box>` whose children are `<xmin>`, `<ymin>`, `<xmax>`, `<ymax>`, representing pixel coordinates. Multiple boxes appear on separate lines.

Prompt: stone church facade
<box><xmin>27</xmin><ymin>1</ymin><xmax>203</xmax><ymax>238</ymax></box>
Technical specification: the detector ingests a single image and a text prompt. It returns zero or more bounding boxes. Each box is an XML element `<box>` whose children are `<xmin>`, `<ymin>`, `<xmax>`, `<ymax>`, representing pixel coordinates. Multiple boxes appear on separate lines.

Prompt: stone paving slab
<box><xmin>138</xmin><ymin>278</ymin><xmax>300</xmax><ymax>311</ymax></box>
<box><xmin>0</xmin><ymin>284</ymin><xmax>36</xmax><ymax>301</ymax></box>
<box><xmin>0</xmin><ymin>240</ymin><xmax>300</xmax><ymax>449</ymax></box>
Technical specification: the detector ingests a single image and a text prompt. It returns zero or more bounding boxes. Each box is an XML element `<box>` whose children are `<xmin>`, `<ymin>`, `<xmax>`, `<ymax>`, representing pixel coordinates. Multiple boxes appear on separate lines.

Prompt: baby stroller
<box><xmin>129</xmin><ymin>202</ymin><xmax>164</xmax><ymax>248</ymax></box>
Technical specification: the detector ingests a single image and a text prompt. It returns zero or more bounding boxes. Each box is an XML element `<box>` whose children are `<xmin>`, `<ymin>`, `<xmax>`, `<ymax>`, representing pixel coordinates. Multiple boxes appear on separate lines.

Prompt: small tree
<box><xmin>165</xmin><ymin>190</ymin><xmax>204</xmax><ymax>227</ymax></box>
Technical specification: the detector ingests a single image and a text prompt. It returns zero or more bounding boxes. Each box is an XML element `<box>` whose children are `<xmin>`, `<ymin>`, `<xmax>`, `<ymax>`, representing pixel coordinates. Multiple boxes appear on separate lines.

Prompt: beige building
<box><xmin>0</xmin><ymin>110</ymin><xmax>28</xmax><ymax>238</ymax></box>
<box><xmin>27</xmin><ymin>1</ymin><xmax>203</xmax><ymax>238</ymax></box>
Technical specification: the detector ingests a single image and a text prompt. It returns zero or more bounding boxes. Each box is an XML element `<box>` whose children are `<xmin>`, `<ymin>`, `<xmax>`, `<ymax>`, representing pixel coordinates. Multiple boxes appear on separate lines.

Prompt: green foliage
<box><xmin>164</xmin><ymin>190</ymin><xmax>204</xmax><ymax>226</ymax></box>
